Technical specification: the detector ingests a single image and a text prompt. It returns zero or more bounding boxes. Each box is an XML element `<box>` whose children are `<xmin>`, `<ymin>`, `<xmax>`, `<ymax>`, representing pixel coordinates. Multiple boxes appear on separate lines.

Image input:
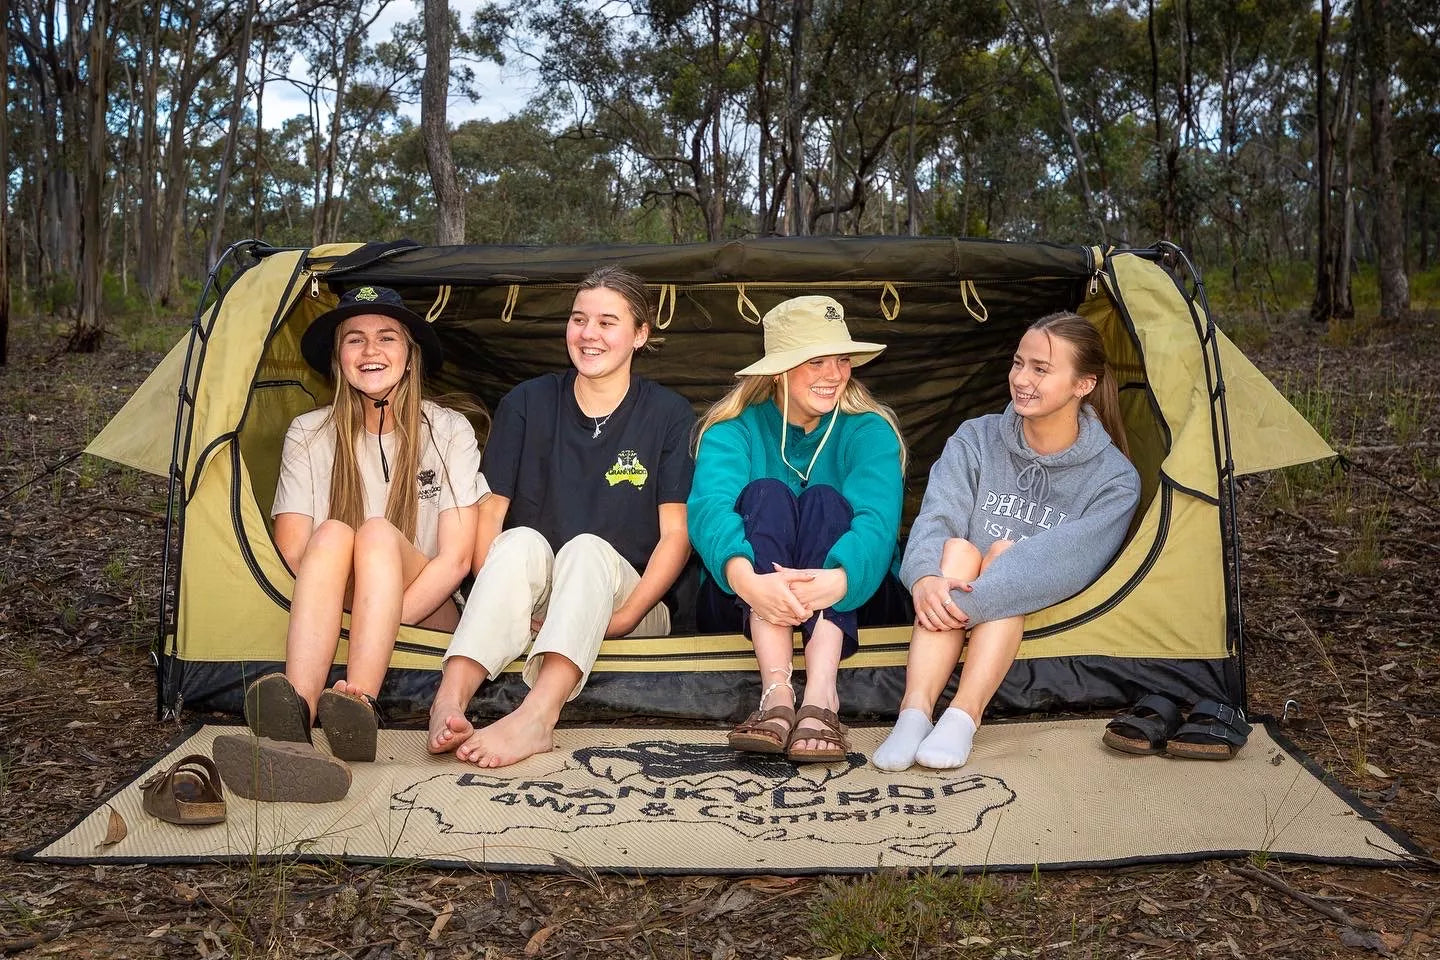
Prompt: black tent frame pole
<box><xmin>1156</xmin><ymin>240</ymin><xmax>1248</xmax><ymax>712</ymax></box>
<box><xmin>154</xmin><ymin>239</ymin><xmax>271</xmax><ymax>720</ymax></box>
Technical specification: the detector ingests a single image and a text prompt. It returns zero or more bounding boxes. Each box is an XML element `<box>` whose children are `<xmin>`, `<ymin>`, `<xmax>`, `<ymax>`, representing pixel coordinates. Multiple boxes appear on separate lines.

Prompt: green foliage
<box><xmin>808</xmin><ymin>870</ymin><xmax>1007</xmax><ymax>957</ymax></box>
<box><xmin>1341</xmin><ymin>502</ymin><xmax>1390</xmax><ymax>578</ymax></box>
<box><xmin>1264</xmin><ymin>378</ymin><xmax>1346</xmax><ymax>509</ymax></box>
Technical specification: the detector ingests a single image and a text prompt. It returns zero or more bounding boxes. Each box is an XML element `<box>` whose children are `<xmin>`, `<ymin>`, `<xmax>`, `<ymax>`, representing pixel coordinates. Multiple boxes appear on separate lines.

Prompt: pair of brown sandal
<box><xmin>243</xmin><ymin>673</ymin><xmax>379</xmax><ymax>762</ymax></box>
<box><xmin>729</xmin><ymin>703</ymin><xmax>851</xmax><ymax>763</ymax></box>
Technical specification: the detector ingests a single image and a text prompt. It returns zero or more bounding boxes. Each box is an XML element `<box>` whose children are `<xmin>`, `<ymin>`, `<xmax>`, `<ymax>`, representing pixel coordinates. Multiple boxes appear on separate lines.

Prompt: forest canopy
<box><xmin>2</xmin><ymin>0</ymin><xmax>1437</xmax><ymax>350</ymax></box>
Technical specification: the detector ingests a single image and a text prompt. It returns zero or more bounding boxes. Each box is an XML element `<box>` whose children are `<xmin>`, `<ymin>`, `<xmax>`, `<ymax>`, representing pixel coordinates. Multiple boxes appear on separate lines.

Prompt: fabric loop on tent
<box><xmin>736</xmin><ymin>285</ymin><xmax>762</xmax><ymax>325</ymax></box>
<box><xmin>879</xmin><ymin>281</ymin><xmax>901</xmax><ymax>321</ymax></box>
<box><xmin>655</xmin><ymin>284</ymin><xmax>677</xmax><ymax>329</ymax></box>
<box><xmin>425</xmin><ymin>285</ymin><xmax>452</xmax><ymax>325</ymax></box>
<box><xmin>500</xmin><ymin>284</ymin><xmax>519</xmax><ymax>323</ymax></box>
<box><xmin>961</xmin><ymin>281</ymin><xmax>989</xmax><ymax>323</ymax></box>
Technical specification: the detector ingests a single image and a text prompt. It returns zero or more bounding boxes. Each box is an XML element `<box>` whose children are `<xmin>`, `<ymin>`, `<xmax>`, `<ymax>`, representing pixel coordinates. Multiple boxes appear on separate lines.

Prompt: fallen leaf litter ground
<box><xmin>1</xmin><ymin>312</ymin><xmax>1436</xmax><ymax>958</ymax></box>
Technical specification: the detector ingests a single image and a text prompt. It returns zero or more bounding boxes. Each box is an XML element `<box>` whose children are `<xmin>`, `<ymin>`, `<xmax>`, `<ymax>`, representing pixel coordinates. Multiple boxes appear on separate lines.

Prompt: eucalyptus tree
<box><xmin>531</xmin><ymin>0</ymin><xmax>759</xmax><ymax>241</ymax></box>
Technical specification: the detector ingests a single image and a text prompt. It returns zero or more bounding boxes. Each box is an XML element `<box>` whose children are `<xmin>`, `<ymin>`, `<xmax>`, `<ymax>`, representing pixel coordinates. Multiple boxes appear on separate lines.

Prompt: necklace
<box><xmin>591</xmin><ymin>414</ymin><xmax>612</xmax><ymax>439</ymax></box>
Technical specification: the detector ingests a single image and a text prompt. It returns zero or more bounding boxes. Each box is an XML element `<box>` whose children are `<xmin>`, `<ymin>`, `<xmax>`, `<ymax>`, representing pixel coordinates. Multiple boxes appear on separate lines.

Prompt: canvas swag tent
<box><xmin>88</xmin><ymin>237</ymin><xmax>1333</xmax><ymax>722</ymax></box>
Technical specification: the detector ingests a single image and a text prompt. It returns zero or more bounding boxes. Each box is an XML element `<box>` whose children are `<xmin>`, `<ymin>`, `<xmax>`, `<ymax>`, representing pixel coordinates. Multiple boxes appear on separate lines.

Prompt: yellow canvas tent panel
<box><xmin>90</xmin><ymin>237</ymin><xmax>1332</xmax><ymax>721</ymax></box>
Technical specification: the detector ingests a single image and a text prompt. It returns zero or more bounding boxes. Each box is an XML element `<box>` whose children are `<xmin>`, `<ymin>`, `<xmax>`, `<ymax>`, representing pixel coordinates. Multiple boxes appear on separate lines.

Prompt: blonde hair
<box><xmin>695</xmin><ymin>371</ymin><xmax>908</xmax><ymax>472</ymax></box>
<box><xmin>1028</xmin><ymin>311</ymin><xmax>1131</xmax><ymax>460</ymax></box>
<box><xmin>324</xmin><ymin>325</ymin><xmax>427</xmax><ymax>543</ymax></box>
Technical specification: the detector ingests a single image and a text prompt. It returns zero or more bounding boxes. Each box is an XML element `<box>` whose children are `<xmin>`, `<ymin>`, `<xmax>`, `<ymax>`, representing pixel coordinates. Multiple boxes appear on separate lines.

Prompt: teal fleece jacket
<box><xmin>688</xmin><ymin>399</ymin><xmax>903</xmax><ymax>611</ymax></box>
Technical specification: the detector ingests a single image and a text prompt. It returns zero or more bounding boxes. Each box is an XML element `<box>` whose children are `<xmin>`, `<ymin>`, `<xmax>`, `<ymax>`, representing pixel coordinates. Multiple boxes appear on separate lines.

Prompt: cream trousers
<box><xmin>444</xmin><ymin>527</ymin><xmax>670</xmax><ymax>700</ymax></box>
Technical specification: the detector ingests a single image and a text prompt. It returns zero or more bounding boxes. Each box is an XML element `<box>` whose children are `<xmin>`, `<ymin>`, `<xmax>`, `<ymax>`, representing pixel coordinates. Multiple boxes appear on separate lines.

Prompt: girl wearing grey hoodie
<box><xmin>873</xmin><ymin>312</ymin><xmax>1141</xmax><ymax>771</ymax></box>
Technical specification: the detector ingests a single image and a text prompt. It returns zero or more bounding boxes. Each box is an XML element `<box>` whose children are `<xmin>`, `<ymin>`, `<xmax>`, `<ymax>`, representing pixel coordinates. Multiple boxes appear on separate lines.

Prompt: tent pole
<box><xmin>1158</xmin><ymin>240</ymin><xmax>1248</xmax><ymax>713</ymax></box>
<box><xmin>155</xmin><ymin>239</ymin><xmax>266</xmax><ymax>720</ymax></box>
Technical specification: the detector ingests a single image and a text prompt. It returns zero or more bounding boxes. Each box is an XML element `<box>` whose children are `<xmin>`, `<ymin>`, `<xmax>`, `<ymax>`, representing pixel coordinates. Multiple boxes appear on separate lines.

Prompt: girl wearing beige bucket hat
<box><xmin>688</xmin><ymin>296</ymin><xmax>909</xmax><ymax>763</ymax></box>
<box><xmin>241</xmin><ymin>286</ymin><xmax>486</xmax><ymax>765</ymax></box>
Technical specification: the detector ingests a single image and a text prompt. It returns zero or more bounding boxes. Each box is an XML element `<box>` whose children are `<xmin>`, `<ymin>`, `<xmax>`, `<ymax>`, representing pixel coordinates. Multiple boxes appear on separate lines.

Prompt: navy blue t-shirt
<box><xmin>481</xmin><ymin>371</ymin><xmax>696</xmax><ymax>575</ymax></box>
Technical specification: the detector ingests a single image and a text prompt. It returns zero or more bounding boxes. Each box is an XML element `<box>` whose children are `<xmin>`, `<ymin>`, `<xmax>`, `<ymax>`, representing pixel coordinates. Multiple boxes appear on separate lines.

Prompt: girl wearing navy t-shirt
<box><xmin>428</xmin><ymin>266</ymin><xmax>695</xmax><ymax>768</ymax></box>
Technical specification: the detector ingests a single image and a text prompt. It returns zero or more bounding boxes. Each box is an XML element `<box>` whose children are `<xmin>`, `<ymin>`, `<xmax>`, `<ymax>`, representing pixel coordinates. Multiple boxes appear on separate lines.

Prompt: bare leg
<box><xmin>899</xmin><ymin>538</ymin><xmax>983</xmax><ymax>712</ymax></box>
<box><xmin>873</xmin><ymin>538</ymin><xmax>981</xmax><ymax>771</ymax></box>
<box><xmin>428</xmin><ymin>655</ymin><xmax>489</xmax><ymax>754</ymax></box>
<box><xmin>285</xmin><ymin>520</ymin><xmax>356</xmax><ymax>721</ymax></box>
<box><xmin>454</xmin><ymin>652</ymin><xmax>582</xmax><ymax>767</ymax></box>
<box><xmin>915</xmin><ymin>540</ymin><xmax>1021</xmax><ymax>769</ymax></box>
<box><xmin>790</xmin><ymin>617</ymin><xmax>842</xmax><ymax>753</ymax></box>
<box><xmin>343</xmin><ymin>517</ymin><xmax>428</xmax><ymax>699</ymax></box>
<box><xmin>947</xmin><ymin>540</ymin><xmax>1021</xmax><ymax>725</ymax></box>
<box><xmin>750</xmin><ymin>614</ymin><xmax>798</xmax><ymax>719</ymax></box>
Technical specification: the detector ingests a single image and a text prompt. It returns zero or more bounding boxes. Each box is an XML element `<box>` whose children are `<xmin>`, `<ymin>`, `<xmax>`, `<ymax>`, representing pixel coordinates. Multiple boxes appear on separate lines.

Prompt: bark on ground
<box><xmin>1</xmin><ymin>312</ymin><xmax>1436</xmax><ymax>959</ymax></box>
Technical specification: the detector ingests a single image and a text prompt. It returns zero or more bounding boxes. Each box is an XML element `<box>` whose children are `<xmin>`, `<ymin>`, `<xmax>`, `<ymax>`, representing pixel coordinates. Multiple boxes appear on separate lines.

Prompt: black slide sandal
<box><xmin>1102</xmin><ymin>693</ymin><xmax>1183</xmax><ymax>756</ymax></box>
<box><xmin>1167</xmin><ymin>699</ymin><xmax>1252</xmax><ymax>760</ymax></box>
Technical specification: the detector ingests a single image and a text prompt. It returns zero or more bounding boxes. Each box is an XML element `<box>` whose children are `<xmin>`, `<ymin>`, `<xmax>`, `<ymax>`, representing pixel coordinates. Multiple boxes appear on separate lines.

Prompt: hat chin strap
<box><xmin>778</xmin><ymin>371</ymin><xmax>840</xmax><ymax>488</ymax></box>
<box><xmin>364</xmin><ymin>382</ymin><xmax>400</xmax><ymax>483</ymax></box>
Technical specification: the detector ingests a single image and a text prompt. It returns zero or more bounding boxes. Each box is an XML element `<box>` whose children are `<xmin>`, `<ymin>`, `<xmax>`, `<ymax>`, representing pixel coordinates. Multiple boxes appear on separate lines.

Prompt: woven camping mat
<box><xmin>28</xmin><ymin>719</ymin><xmax>1424</xmax><ymax>873</ymax></box>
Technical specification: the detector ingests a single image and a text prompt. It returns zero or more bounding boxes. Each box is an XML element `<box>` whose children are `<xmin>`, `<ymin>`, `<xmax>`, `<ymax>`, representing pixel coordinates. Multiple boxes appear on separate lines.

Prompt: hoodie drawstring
<box><xmin>1016</xmin><ymin>460</ymin><xmax>1050</xmax><ymax>504</ymax></box>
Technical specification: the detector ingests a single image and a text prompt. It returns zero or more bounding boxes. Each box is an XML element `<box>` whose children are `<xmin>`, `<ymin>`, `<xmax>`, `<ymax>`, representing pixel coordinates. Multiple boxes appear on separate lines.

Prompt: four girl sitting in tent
<box><xmin>239</xmin><ymin>267</ymin><xmax>1140</xmax><ymax>777</ymax></box>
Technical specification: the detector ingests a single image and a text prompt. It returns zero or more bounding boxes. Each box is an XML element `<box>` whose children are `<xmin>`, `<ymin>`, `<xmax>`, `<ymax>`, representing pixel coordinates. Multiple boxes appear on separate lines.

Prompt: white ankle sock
<box><xmin>871</xmin><ymin>708</ymin><xmax>935</xmax><ymax>772</ymax></box>
<box><xmin>914</xmin><ymin>707</ymin><xmax>978</xmax><ymax>769</ymax></box>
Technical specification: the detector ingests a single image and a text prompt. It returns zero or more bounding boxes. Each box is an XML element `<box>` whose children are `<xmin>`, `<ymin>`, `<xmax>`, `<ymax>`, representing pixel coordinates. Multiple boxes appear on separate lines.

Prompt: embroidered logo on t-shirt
<box><xmin>605</xmin><ymin>450</ymin><xmax>648</xmax><ymax>489</ymax></box>
<box><xmin>417</xmin><ymin>468</ymin><xmax>440</xmax><ymax>502</ymax></box>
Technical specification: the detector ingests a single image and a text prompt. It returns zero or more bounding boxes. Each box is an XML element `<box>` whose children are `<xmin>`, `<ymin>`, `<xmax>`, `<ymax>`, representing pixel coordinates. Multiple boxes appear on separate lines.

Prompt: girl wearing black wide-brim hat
<box><xmin>240</xmin><ymin>286</ymin><xmax>485</xmax><ymax>764</ymax></box>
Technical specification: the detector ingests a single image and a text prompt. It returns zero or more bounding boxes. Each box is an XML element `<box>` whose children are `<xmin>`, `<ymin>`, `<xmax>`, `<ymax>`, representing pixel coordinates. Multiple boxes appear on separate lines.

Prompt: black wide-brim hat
<box><xmin>300</xmin><ymin>285</ymin><xmax>444</xmax><ymax>377</ymax></box>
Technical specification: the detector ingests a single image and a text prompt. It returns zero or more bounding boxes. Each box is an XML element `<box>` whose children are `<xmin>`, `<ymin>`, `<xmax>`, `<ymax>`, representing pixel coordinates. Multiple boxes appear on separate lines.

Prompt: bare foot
<box><xmin>332</xmin><ymin>678</ymin><xmax>372</xmax><ymax>699</ymax></box>
<box><xmin>791</xmin><ymin>696</ymin><xmax>841</xmax><ymax>755</ymax></box>
<box><xmin>428</xmin><ymin>704</ymin><xmax>474</xmax><ymax>754</ymax></box>
<box><xmin>454</xmin><ymin>705</ymin><xmax>556</xmax><ymax>768</ymax></box>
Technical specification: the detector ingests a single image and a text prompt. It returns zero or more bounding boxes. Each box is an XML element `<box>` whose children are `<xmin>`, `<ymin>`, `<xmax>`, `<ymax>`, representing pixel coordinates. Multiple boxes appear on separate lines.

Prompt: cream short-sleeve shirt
<box><xmin>272</xmin><ymin>400</ymin><xmax>487</xmax><ymax>558</ymax></box>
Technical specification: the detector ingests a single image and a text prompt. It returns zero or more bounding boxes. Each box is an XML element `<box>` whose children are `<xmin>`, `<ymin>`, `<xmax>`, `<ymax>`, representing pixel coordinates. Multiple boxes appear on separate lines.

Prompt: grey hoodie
<box><xmin>899</xmin><ymin>403</ymin><xmax>1141</xmax><ymax>625</ymax></box>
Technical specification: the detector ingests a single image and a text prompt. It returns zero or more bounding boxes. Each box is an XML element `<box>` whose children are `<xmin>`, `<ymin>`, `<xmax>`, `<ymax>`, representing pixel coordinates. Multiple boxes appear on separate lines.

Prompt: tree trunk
<box><xmin>1333</xmin><ymin>32</ymin><xmax>1357</xmax><ymax>320</ymax></box>
<box><xmin>252</xmin><ymin>30</ymin><xmax>269</xmax><ymax>239</ymax></box>
<box><xmin>1310</xmin><ymin>0</ymin><xmax>1334</xmax><ymax>323</ymax></box>
<box><xmin>785</xmin><ymin>0</ymin><xmax>809</xmax><ymax>235</ymax></box>
<box><xmin>906</xmin><ymin>43</ymin><xmax>924</xmax><ymax>236</ymax></box>
<box><xmin>72</xmin><ymin>0</ymin><xmax>111</xmax><ymax>352</ymax></box>
<box><xmin>135</xmin><ymin>0</ymin><xmax>163</xmax><ymax>298</ymax></box>
<box><xmin>1362</xmin><ymin>0</ymin><xmax>1409</xmax><ymax>321</ymax></box>
<box><xmin>207</xmin><ymin>0</ymin><xmax>257</xmax><ymax>267</ymax></box>
<box><xmin>754</xmin><ymin>0</ymin><xmax>772</xmax><ymax>235</ymax></box>
<box><xmin>422</xmin><ymin>0</ymin><xmax>464</xmax><ymax>244</ymax></box>
<box><xmin>0</xmin><ymin>0</ymin><xmax>10</xmax><ymax>366</ymax></box>
<box><xmin>1011</xmin><ymin>0</ymin><xmax>1100</xmax><ymax>238</ymax></box>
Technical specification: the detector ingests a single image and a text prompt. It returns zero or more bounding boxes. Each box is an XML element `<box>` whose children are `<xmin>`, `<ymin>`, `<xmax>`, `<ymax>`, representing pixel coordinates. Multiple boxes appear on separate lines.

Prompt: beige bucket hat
<box><xmin>735</xmin><ymin>295</ymin><xmax>886</xmax><ymax>377</ymax></box>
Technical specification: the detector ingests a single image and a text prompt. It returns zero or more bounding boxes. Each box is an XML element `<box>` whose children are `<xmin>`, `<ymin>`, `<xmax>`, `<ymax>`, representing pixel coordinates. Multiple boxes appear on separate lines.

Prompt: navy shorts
<box><xmin>696</xmin><ymin>478</ymin><xmax>908</xmax><ymax>658</ymax></box>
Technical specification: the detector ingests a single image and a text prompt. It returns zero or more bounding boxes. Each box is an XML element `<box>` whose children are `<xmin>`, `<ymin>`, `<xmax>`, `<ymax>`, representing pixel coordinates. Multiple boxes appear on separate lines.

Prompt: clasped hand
<box><xmin>912</xmin><ymin>574</ymin><xmax>972</xmax><ymax>632</ymax></box>
<box><xmin>735</xmin><ymin>563</ymin><xmax>847</xmax><ymax>626</ymax></box>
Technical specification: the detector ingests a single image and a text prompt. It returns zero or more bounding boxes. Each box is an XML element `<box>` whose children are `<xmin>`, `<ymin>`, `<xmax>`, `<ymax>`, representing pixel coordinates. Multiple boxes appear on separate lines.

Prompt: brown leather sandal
<box><xmin>212</xmin><ymin>734</ymin><xmax>352</xmax><ymax>803</ymax></box>
<box><xmin>243</xmin><ymin>673</ymin><xmax>311</xmax><ymax>744</ymax></box>
<box><xmin>317</xmin><ymin>688</ymin><xmax>379</xmax><ymax>762</ymax></box>
<box><xmin>786</xmin><ymin>705</ymin><xmax>850</xmax><ymax>764</ymax></box>
<box><xmin>728</xmin><ymin>704</ymin><xmax>797</xmax><ymax>754</ymax></box>
<box><xmin>140</xmin><ymin>754</ymin><xmax>227</xmax><ymax>825</ymax></box>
